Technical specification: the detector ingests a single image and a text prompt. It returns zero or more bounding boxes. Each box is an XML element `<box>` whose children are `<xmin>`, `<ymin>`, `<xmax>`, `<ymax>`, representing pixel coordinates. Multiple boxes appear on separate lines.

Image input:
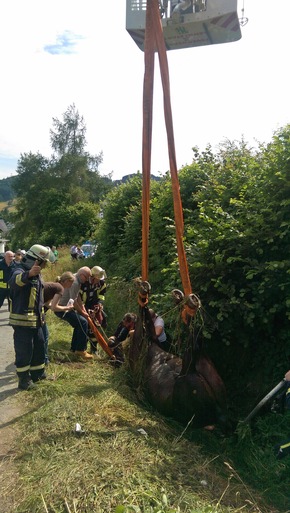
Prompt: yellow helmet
<box><xmin>91</xmin><ymin>266</ymin><xmax>106</xmax><ymax>279</ymax></box>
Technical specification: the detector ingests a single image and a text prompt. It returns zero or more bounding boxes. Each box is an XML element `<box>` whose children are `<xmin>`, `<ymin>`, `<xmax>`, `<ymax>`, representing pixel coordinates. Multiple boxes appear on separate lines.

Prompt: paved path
<box><xmin>0</xmin><ymin>300</ymin><xmax>18</xmax><ymax>400</ymax></box>
<box><xmin>0</xmin><ymin>301</ymin><xmax>26</xmax><ymax>512</ymax></box>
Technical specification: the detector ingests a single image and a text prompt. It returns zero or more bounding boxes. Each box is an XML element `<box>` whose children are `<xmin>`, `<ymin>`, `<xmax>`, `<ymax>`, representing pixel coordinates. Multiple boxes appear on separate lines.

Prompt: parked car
<box><xmin>80</xmin><ymin>242</ymin><xmax>96</xmax><ymax>258</ymax></box>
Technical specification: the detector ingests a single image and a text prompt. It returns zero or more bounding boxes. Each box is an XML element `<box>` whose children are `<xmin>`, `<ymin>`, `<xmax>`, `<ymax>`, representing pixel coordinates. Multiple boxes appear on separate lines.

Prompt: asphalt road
<box><xmin>0</xmin><ymin>300</ymin><xmax>18</xmax><ymax>414</ymax></box>
<box><xmin>0</xmin><ymin>300</ymin><xmax>25</xmax><ymax>512</ymax></box>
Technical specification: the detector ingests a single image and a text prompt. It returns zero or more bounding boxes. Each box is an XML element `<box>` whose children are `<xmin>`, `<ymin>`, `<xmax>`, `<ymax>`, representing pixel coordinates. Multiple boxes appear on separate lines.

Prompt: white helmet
<box><xmin>26</xmin><ymin>244</ymin><xmax>56</xmax><ymax>264</ymax></box>
<box><xmin>91</xmin><ymin>265</ymin><xmax>106</xmax><ymax>279</ymax></box>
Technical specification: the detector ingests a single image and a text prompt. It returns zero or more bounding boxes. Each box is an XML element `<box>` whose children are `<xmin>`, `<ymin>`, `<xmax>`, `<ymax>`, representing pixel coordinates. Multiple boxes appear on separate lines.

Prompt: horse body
<box><xmin>145</xmin><ymin>344</ymin><xmax>182</xmax><ymax>415</ymax></box>
<box><xmin>172</xmin><ymin>352</ymin><xmax>228</xmax><ymax>428</ymax></box>
<box><xmin>129</xmin><ymin>306</ymin><xmax>229</xmax><ymax>431</ymax></box>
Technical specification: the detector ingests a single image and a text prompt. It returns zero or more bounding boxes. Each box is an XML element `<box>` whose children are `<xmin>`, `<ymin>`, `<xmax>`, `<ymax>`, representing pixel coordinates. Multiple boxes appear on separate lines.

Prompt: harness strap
<box><xmin>141</xmin><ymin>0</ymin><xmax>194</xmax><ymax>319</ymax></box>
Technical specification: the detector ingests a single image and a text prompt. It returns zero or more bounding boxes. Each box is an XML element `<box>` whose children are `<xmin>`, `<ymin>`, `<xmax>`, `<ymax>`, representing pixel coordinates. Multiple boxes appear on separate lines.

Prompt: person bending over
<box><xmin>108</xmin><ymin>312</ymin><xmax>137</xmax><ymax>364</ymax></box>
<box><xmin>53</xmin><ymin>267</ymin><xmax>93</xmax><ymax>360</ymax></box>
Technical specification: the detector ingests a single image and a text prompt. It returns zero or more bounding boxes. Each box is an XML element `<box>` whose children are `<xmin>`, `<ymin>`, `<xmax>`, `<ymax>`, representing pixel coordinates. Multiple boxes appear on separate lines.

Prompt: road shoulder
<box><xmin>0</xmin><ymin>303</ymin><xmax>28</xmax><ymax>512</ymax></box>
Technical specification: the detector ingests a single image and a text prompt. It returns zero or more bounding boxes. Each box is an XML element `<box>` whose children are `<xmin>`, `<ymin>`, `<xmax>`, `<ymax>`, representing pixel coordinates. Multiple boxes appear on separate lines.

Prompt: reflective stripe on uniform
<box><xmin>280</xmin><ymin>440</ymin><xmax>290</xmax><ymax>451</ymax></box>
<box><xmin>0</xmin><ymin>268</ymin><xmax>7</xmax><ymax>288</ymax></box>
<box><xmin>9</xmin><ymin>282</ymin><xmax>41</xmax><ymax>327</ymax></box>
<box><xmin>9</xmin><ymin>312</ymin><xmax>38</xmax><ymax>327</ymax></box>
<box><xmin>15</xmin><ymin>273</ymin><xmax>26</xmax><ymax>287</ymax></box>
<box><xmin>97</xmin><ymin>283</ymin><xmax>106</xmax><ymax>302</ymax></box>
<box><xmin>29</xmin><ymin>286</ymin><xmax>37</xmax><ymax>310</ymax></box>
<box><xmin>16</xmin><ymin>364</ymin><xmax>31</xmax><ymax>373</ymax></box>
<box><xmin>286</xmin><ymin>386</ymin><xmax>290</xmax><ymax>409</ymax></box>
<box><xmin>30</xmin><ymin>363</ymin><xmax>45</xmax><ymax>371</ymax></box>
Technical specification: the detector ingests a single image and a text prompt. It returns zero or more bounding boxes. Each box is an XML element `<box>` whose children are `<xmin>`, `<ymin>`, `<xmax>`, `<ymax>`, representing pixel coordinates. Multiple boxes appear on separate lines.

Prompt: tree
<box><xmin>50</xmin><ymin>104</ymin><xmax>87</xmax><ymax>157</ymax></box>
<box><xmin>42</xmin><ymin>201</ymin><xmax>101</xmax><ymax>246</ymax></box>
<box><xmin>50</xmin><ymin>104</ymin><xmax>103</xmax><ymax>172</ymax></box>
<box><xmin>0</xmin><ymin>176</ymin><xmax>16</xmax><ymax>202</ymax></box>
<box><xmin>96</xmin><ymin>175</ymin><xmax>143</xmax><ymax>276</ymax></box>
<box><xmin>9</xmin><ymin>106</ymin><xmax>111</xmax><ymax>248</ymax></box>
<box><xmin>10</xmin><ymin>152</ymin><xmax>51</xmax><ymax>246</ymax></box>
<box><xmin>95</xmin><ymin>130</ymin><xmax>290</xmax><ymax>402</ymax></box>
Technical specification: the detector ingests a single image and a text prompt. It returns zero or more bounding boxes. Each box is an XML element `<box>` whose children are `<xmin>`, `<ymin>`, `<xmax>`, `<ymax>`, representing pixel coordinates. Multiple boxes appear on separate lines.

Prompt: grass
<box><xmin>0</xmin><ymin>199</ymin><xmax>16</xmax><ymax>213</ymax></box>
<box><xmin>5</xmin><ymin>253</ymin><xmax>290</xmax><ymax>513</ymax></box>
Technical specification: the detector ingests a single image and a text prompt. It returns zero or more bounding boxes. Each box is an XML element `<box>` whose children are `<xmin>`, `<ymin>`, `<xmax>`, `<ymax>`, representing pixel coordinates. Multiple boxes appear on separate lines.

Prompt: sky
<box><xmin>0</xmin><ymin>1</ymin><xmax>289</xmax><ymax>181</ymax></box>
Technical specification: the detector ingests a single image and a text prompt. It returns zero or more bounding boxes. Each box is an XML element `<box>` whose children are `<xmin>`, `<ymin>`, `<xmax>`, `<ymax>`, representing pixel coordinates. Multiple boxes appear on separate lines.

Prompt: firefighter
<box><xmin>9</xmin><ymin>244</ymin><xmax>55</xmax><ymax>390</ymax></box>
<box><xmin>0</xmin><ymin>250</ymin><xmax>16</xmax><ymax>310</ymax></box>
<box><xmin>80</xmin><ymin>266</ymin><xmax>107</xmax><ymax>353</ymax></box>
<box><xmin>81</xmin><ymin>266</ymin><xmax>107</xmax><ymax>311</ymax></box>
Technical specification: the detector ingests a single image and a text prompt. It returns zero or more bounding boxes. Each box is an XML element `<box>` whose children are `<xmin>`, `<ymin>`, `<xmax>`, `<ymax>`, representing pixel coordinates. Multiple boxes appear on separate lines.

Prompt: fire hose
<box><xmin>243</xmin><ymin>379</ymin><xmax>287</xmax><ymax>423</ymax></box>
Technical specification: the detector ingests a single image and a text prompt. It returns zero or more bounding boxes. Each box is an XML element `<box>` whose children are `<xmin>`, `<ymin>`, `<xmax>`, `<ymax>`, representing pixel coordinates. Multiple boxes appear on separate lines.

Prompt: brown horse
<box><xmin>129</xmin><ymin>306</ymin><xmax>229</xmax><ymax>431</ymax></box>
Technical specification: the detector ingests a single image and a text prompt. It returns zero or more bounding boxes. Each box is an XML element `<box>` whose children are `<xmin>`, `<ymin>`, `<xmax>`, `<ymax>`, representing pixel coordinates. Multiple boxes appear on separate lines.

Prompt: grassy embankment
<box><xmin>4</xmin><ymin>250</ymin><xmax>290</xmax><ymax>513</ymax></box>
<box><xmin>0</xmin><ymin>199</ymin><xmax>15</xmax><ymax>213</ymax></box>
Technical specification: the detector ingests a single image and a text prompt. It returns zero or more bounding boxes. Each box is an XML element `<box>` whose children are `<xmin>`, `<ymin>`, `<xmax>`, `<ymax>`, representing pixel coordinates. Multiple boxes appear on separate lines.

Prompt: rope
<box><xmin>141</xmin><ymin>0</ymin><xmax>195</xmax><ymax>318</ymax></box>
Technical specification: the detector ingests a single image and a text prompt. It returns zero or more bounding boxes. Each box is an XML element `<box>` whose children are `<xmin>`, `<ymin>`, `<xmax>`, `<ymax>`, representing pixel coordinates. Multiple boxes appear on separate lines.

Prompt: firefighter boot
<box><xmin>17</xmin><ymin>371</ymin><xmax>36</xmax><ymax>391</ymax></box>
<box><xmin>75</xmin><ymin>350</ymin><xmax>93</xmax><ymax>360</ymax></box>
<box><xmin>30</xmin><ymin>369</ymin><xmax>47</xmax><ymax>383</ymax></box>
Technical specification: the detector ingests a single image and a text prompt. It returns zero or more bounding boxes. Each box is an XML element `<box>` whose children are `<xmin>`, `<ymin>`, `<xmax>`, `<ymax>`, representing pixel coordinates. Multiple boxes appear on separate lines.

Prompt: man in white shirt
<box><xmin>149</xmin><ymin>309</ymin><xmax>170</xmax><ymax>352</ymax></box>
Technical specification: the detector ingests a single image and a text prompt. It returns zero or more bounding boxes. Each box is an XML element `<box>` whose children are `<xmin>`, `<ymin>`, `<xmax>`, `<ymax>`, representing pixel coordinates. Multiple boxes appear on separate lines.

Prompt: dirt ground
<box><xmin>0</xmin><ymin>301</ymin><xmax>28</xmax><ymax>513</ymax></box>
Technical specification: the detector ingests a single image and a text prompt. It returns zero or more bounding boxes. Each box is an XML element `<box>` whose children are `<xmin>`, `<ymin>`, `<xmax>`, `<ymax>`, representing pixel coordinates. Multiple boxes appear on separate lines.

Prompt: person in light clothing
<box><xmin>53</xmin><ymin>267</ymin><xmax>93</xmax><ymax>360</ymax></box>
<box><xmin>149</xmin><ymin>309</ymin><xmax>170</xmax><ymax>352</ymax></box>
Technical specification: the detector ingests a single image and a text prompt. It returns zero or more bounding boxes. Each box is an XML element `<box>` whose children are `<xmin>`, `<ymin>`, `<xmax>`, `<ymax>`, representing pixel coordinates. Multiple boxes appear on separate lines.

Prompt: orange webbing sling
<box><xmin>141</xmin><ymin>0</ymin><xmax>194</xmax><ymax>318</ymax></box>
<box><xmin>81</xmin><ymin>306</ymin><xmax>115</xmax><ymax>358</ymax></box>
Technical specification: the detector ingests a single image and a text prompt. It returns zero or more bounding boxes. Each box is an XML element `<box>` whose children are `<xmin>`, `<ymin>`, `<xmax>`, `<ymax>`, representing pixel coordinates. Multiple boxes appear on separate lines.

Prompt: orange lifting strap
<box><xmin>141</xmin><ymin>0</ymin><xmax>193</xmax><ymax>302</ymax></box>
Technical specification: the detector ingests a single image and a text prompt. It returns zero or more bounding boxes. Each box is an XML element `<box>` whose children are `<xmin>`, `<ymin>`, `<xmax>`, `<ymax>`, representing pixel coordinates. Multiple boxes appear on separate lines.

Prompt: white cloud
<box><xmin>0</xmin><ymin>1</ymin><xmax>289</xmax><ymax>181</ymax></box>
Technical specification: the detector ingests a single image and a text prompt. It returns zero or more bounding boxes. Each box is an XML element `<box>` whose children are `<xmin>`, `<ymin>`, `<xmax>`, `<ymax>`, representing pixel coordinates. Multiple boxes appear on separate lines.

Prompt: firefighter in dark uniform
<box><xmin>81</xmin><ymin>266</ymin><xmax>107</xmax><ymax>311</ymax></box>
<box><xmin>9</xmin><ymin>244</ymin><xmax>55</xmax><ymax>390</ymax></box>
<box><xmin>80</xmin><ymin>266</ymin><xmax>107</xmax><ymax>353</ymax></box>
<box><xmin>0</xmin><ymin>250</ymin><xmax>16</xmax><ymax>309</ymax></box>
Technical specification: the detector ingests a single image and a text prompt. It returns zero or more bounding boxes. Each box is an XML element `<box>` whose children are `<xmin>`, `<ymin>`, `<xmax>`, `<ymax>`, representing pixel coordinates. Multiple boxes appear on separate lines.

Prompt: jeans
<box><xmin>42</xmin><ymin>322</ymin><xmax>49</xmax><ymax>364</ymax></box>
<box><xmin>54</xmin><ymin>310</ymin><xmax>88</xmax><ymax>352</ymax></box>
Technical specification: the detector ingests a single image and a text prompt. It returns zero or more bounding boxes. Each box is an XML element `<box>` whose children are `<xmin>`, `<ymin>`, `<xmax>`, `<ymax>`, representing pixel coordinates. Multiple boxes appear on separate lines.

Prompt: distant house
<box><xmin>0</xmin><ymin>219</ymin><xmax>8</xmax><ymax>234</ymax></box>
<box><xmin>0</xmin><ymin>219</ymin><xmax>10</xmax><ymax>252</ymax></box>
